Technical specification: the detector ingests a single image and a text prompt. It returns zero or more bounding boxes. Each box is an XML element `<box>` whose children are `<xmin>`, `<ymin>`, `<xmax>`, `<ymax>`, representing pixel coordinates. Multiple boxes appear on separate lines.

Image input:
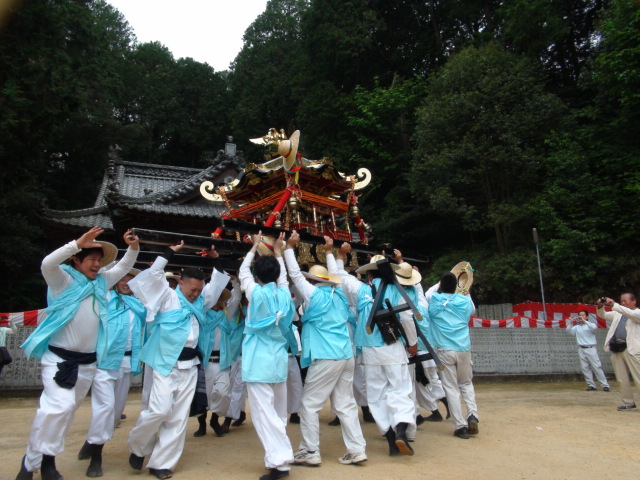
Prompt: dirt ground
<box><xmin>1</xmin><ymin>379</ymin><xmax>638</xmax><ymax>480</ymax></box>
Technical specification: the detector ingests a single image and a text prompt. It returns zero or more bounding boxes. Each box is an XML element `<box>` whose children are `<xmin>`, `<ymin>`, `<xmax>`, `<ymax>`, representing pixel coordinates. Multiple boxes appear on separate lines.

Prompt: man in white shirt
<box><xmin>16</xmin><ymin>226</ymin><xmax>139</xmax><ymax>480</ymax></box>
<box><xmin>566</xmin><ymin>310</ymin><xmax>610</xmax><ymax>391</ymax></box>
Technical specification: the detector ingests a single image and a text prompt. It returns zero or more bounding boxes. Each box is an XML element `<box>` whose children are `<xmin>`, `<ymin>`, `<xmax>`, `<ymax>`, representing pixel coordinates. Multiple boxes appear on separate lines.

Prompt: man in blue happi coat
<box><xmin>239</xmin><ymin>232</ymin><xmax>297</xmax><ymax>480</ymax></box>
<box><xmin>126</xmin><ymin>241</ymin><xmax>229</xmax><ymax>479</ymax></box>
<box><xmin>77</xmin><ymin>268</ymin><xmax>146</xmax><ymax>477</ymax></box>
<box><xmin>284</xmin><ymin>232</ymin><xmax>367</xmax><ymax>467</ymax></box>
<box><xmin>16</xmin><ymin>226</ymin><xmax>139</xmax><ymax>480</ymax></box>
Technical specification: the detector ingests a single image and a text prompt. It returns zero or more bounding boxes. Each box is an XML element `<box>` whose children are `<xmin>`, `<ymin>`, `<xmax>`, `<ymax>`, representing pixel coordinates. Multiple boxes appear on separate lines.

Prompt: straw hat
<box><xmin>257</xmin><ymin>235</ymin><xmax>277</xmax><ymax>256</ymax></box>
<box><xmin>93</xmin><ymin>241</ymin><xmax>117</xmax><ymax>267</ymax></box>
<box><xmin>278</xmin><ymin>130</ymin><xmax>300</xmax><ymax>172</ymax></box>
<box><xmin>165</xmin><ymin>271</ymin><xmax>181</xmax><ymax>281</ymax></box>
<box><xmin>218</xmin><ymin>288</ymin><xmax>231</xmax><ymax>304</ymax></box>
<box><xmin>303</xmin><ymin>265</ymin><xmax>341</xmax><ymax>285</ymax></box>
<box><xmin>394</xmin><ymin>262</ymin><xmax>422</xmax><ymax>286</ymax></box>
<box><xmin>451</xmin><ymin>261</ymin><xmax>474</xmax><ymax>295</ymax></box>
<box><xmin>355</xmin><ymin>255</ymin><xmax>401</xmax><ymax>274</ymax></box>
<box><xmin>127</xmin><ymin>268</ymin><xmax>141</xmax><ymax>277</ymax></box>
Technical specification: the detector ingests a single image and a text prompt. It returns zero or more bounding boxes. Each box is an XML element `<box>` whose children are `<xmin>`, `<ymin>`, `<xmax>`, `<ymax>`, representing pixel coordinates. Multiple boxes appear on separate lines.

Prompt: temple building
<box><xmin>40</xmin><ymin>143</ymin><xmax>245</xmax><ymax>244</ymax></box>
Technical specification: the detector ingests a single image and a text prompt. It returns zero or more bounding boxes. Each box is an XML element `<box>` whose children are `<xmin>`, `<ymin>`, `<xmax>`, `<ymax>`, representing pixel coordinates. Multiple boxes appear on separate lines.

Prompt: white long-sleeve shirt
<box><xmin>43</xmin><ymin>240</ymin><xmax>138</xmax><ymax>353</ymax></box>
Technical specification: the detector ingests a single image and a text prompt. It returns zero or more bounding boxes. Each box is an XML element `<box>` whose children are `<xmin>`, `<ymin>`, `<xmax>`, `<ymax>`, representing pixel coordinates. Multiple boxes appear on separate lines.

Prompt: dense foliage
<box><xmin>1</xmin><ymin>0</ymin><xmax>638</xmax><ymax>310</ymax></box>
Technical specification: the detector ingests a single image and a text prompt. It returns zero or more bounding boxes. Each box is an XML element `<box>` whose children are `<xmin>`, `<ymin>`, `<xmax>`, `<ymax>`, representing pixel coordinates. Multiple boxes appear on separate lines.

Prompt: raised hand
<box><xmin>170</xmin><ymin>240</ymin><xmax>184</xmax><ymax>253</ymax></box>
<box><xmin>76</xmin><ymin>226</ymin><xmax>104</xmax><ymax>249</ymax></box>
<box><xmin>123</xmin><ymin>229</ymin><xmax>140</xmax><ymax>250</ymax></box>
<box><xmin>322</xmin><ymin>235</ymin><xmax>334</xmax><ymax>252</ymax></box>
<box><xmin>287</xmin><ymin>230</ymin><xmax>300</xmax><ymax>249</ymax></box>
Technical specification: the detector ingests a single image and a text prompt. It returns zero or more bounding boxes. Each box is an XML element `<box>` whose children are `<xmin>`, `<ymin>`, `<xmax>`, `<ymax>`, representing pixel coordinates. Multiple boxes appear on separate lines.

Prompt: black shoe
<box><xmin>384</xmin><ymin>427</ymin><xmax>400</xmax><ymax>456</ymax></box>
<box><xmin>361</xmin><ymin>405</ymin><xmax>375</xmax><ymax>423</ymax></box>
<box><xmin>194</xmin><ymin>413</ymin><xmax>207</xmax><ymax>437</ymax></box>
<box><xmin>121</xmin><ymin>413</ymin><xmax>127</xmax><ymax>419</ymax></box>
<box><xmin>149</xmin><ymin>468</ymin><xmax>173</xmax><ymax>479</ymax></box>
<box><xmin>232</xmin><ymin>411</ymin><xmax>246</xmax><ymax>427</ymax></box>
<box><xmin>439</xmin><ymin>397</ymin><xmax>451</xmax><ymax>419</ymax></box>
<box><xmin>454</xmin><ymin>427</ymin><xmax>469</xmax><ymax>439</ymax></box>
<box><xmin>617</xmin><ymin>403</ymin><xmax>637</xmax><ymax>411</ymax></box>
<box><xmin>223</xmin><ymin>416</ymin><xmax>233</xmax><ymax>430</ymax></box>
<box><xmin>289</xmin><ymin>413</ymin><xmax>300</xmax><ymax>424</ymax></box>
<box><xmin>603</xmin><ymin>386</ymin><xmax>610</xmax><ymax>392</ymax></box>
<box><xmin>425</xmin><ymin>410</ymin><xmax>443</xmax><ymax>422</ymax></box>
<box><xmin>129</xmin><ymin>453</ymin><xmax>144</xmax><ymax>471</ymax></box>
<box><xmin>415</xmin><ymin>414</ymin><xmax>425</xmax><ymax>426</ymax></box>
<box><xmin>328</xmin><ymin>415</ymin><xmax>340</xmax><ymax>426</ymax></box>
<box><xmin>41</xmin><ymin>455</ymin><xmax>61</xmax><ymax>480</ymax></box>
<box><xmin>394</xmin><ymin>422</ymin><xmax>414</xmax><ymax>456</ymax></box>
<box><xmin>15</xmin><ymin>456</ymin><xmax>33</xmax><ymax>480</ymax></box>
<box><xmin>586</xmin><ymin>386</ymin><xmax>596</xmax><ymax>391</ymax></box>
<box><xmin>259</xmin><ymin>469</ymin><xmax>290</xmax><ymax>480</ymax></box>
<box><xmin>467</xmin><ymin>414</ymin><xmax>479</xmax><ymax>435</ymax></box>
<box><xmin>78</xmin><ymin>440</ymin><xmax>91</xmax><ymax>460</ymax></box>
<box><xmin>210</xmin><ymin>413</ymin><xmax>225</xmax><ymax>436</ymax></box>
<box><xmin>86</xmin><ymin>443</ymin><xmax>104</xmax><ymax>478</ymax></box>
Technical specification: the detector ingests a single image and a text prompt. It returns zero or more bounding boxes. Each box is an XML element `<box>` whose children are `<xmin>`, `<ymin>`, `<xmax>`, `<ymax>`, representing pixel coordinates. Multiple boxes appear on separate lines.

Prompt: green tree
<box><xmin>411</xmin><ymin>44</ymin><xmax>568</xmax><ymax>254</ymax></box>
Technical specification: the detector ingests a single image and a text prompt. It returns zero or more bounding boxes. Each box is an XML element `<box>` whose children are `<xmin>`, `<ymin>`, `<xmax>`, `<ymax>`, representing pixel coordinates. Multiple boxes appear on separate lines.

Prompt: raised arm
<box><xmin>239</xmin><ymin>233</ymin><xmax>262</xmax><ymax>299</ymax></box>
<box><xmin>327</xmin><ymin>242</ymin><xmax>362</xmax><ymax>306</ymax></box>
<box><xmin>201</xmin><ymin>245</ymin><xmax>231</xmax><ymax>309</ymax></box>
<box><xmin>226</xmin><ymin>277</ymin><xmax>242</xmax><ymax>319</ymax></box>
<box><xmin>283</xmin><ymin>231</ymin><xmax>315</xmax><ymax>303</ymax></box>
<box><xmin>103</xmin><ymin>229</ymin><xmax>140</xmax><ymax>288</ymax></box>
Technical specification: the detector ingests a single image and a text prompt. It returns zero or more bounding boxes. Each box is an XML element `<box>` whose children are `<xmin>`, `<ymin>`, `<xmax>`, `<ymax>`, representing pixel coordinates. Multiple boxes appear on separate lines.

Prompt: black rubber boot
<box><xmin>78</xmin><ymin>440</ymin><xmax>91</xmax><ymax>460</ymax></box>
<box><xmin>194</xmin><ymin>413</ymin><xmax>207</xmax><ymax>437</ymax></box>
<box><xmin>209</xmin><ymin>412</ymin><xmax>224</xmax><ymax>436</ymax></box>
<box><xmin>129</xmin><ymin>453</ymin><xmax>144</xmax><ymax>471</ymax></box>
<box><xmin>394</xmin><ymin>422</ymin><xmax>414</xmax><ymax>456</ymax></box>
<box><xmin>384</xmin><ymin>428</ymin><xmax>400</xmax><ymax>456</ymax></box>
<box><xmin>223</xmin><ymin>416</ymin><xmax>233</xmax><ymax>429</ymax></box>
<box><xmin>289</xmin><ymin>412</ymin><xmax>300</xmax><ymax>424</ymax></box>
<box><xmin>86</xmin><ymin>443</ymin><xmax>104</xmax><ymax>477</ymax></box>
<box><xmin>439</xmin><ymin>397</ymin><xmax>451</xmax><ymax>419</ymax></box>
<box><xmin>425</xmin><ymin>409</ymin><xmax>443</xmax><ymax>422</ymax></box>
<box><xmin>15</xmin><ymin>456</ymin><xmax>33</xmax><ymax>480</ymax></box>
<box><xmin>328</xmin><ymin>415</ymin><xmax>340</xmax><ymax>426</ymax></box>
<box><xmin>231</xmin><ymin>411</ymin><xmax>246</xmax><ymax>427</ymax></box>
<box><xmin>41</xmin><ymin>455</ymin><xmax>61</xmax><ymax>480</ymax></box>
<box><xmin>361</xmin><ymin>405</ymin><xmax>375</xmax><ymax>423</ymax></box>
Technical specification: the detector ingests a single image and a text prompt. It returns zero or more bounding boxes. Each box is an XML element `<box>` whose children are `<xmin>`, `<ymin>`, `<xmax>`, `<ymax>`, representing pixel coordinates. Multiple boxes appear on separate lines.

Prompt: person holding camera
<box><xmin>566</xmin><ymin>310</ymin><xmax>610</xmax><ymax>391</ymax></box>
<box><xmin>598</xmin><ymin>294</ymin><xmax>640</xmax><ymax>410</ymax></box>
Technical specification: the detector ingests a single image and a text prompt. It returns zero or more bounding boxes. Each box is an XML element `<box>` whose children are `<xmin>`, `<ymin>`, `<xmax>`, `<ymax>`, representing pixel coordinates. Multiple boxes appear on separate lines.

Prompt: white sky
<box><xmin>107</xmin><ymin>0</ymin><xmax>269</xmax><ymax>72</ymax></box>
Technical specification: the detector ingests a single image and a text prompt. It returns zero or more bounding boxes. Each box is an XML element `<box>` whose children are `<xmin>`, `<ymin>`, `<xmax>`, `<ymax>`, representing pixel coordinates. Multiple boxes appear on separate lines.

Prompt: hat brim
<box><xmin>165</xmin><ymin>272</ymin><xmax>181</xmax><ymax>280</ymax></box>
<box><xmin>451</xmin><ymin>261</ymin><xmax>474</xmax><ymax>295</ymax></box>
<box><xmin>355</xmin><ymin>262</ymin><xmax>401</xmax><ymax>274</ymax></box>
<box><xmin>302</xmin><ymin>271</ymin><xmax>341</xmax><ymax>285</ymax></box>
<box><xmin>283</xmin><ymin>130</ymin><xmax>300</xmax><ymax>171</ymax></box>
<box><xmin>217</xmin><ymin>289</ymin><xmax>231</xmax><ymax>303</ymax></box>
<box><xmin>396</xmin><ymin>270</ymin><xmax>422</xmax><ymax>286</ymax></box>
<box><xmin>257</xmin><ymin>236</ymin><xmax>276</xmax><ymax>256</ymax></box>
<box><xmin>127</xmin><ymin>268</ymin><xmax>141</xmax><ymax>277</ymax></box>
<box><xmin>95</xmin><ymin>241</ymin><xmax>117</xmax><ymax>267</ymax></box>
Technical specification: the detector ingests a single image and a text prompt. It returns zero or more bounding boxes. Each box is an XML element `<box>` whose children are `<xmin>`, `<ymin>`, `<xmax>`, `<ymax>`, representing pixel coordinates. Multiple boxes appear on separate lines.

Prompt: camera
<box><xmin>599</xmin><ymin>297</ymin><xmax>607</xmax><ymax>304</ymax></box>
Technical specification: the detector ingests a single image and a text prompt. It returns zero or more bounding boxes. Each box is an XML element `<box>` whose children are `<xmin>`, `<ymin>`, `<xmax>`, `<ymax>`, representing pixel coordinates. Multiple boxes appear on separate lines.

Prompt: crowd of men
<box><xmin>14</xmin><ymin>225</ymin><xmax>639</xmax><ymax>480</ymax></box>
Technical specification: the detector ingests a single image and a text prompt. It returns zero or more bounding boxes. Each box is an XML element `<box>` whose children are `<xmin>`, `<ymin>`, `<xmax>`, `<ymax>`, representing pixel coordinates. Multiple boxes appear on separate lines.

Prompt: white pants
<box><xmin>300</xmin><ymin>358</ymin><xmax>366</xmax><ymax>454</ymax></box>
<box><xmin>287</xmin><ymin>356</ymin><xmax>303</xmax><ymax>414</ymax></box>
<box><xmin>24</xmin><ymin>351</ymin><xmax>96</xmax><ymax>471</ymax></box>
<box><xmin>114</xmin><ymin>367</ymin><xmax>132</xmax><ymax>428</ymax></box>
<box><xmin>415</xmin><ymin>355</ymin><xmax>446</xmax><ymax>411</ymax></box>
<box><xmin>353</xmin><ymin>360</ymin><xmax>368</xmax><ymax>407</ymax></box>
<box><xmin>610</xmin><ymin>351</ymin><xmax>640</xmax><ymax>407</ymax></box>
<box><xmin>247</xmin><ymin>382</ymin><xmax>293</xmax><ymax>471</ymax></box>
<box><xmin>205</xmin><ymin>360</ymin><xmax>231</xmax><ymax>415</ymax></box>
<box><xmin>128</xmin><ymin>366</ymin><xmax>197</xmax><ymax>471</ymax></box>
<box><xmin>87</xmin><ymin>368</ymin><xmax>119</xmax><ymax>444</ymax></box>
<box><xmin>578</xmin><ymin>347</ymin><xmax>609</xmax><ymax>388</ymax></box>
<box><xmin>437</xmin><ymin>349</ymin><xmax>478</xmax><ymax>430</ymax></box>
<box><xmin>141</xmin><ymin>363</ymin><xmax>153</xmax><ymax>411</ymax></box>
<box><xmin>364</xmin><ymin>363</ymin><xmax>415</xmax><ymax>434</ymax></box>
<box><xmin>227</xmin><ymin>357</ymin><xmax>247</xmax><ymax>420</ymax></box>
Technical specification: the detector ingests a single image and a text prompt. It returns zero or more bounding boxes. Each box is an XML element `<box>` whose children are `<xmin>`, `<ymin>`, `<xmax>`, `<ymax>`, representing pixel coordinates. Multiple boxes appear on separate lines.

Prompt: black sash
<box><xmin>178</xmin><ymin>347</ymin><xmax>199</xmax><ymax>361</ymax></box>
<box><xmin>48</xmin><ymin>345</ymin><xmax>97</xmax><ymax>389</ymax></box>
